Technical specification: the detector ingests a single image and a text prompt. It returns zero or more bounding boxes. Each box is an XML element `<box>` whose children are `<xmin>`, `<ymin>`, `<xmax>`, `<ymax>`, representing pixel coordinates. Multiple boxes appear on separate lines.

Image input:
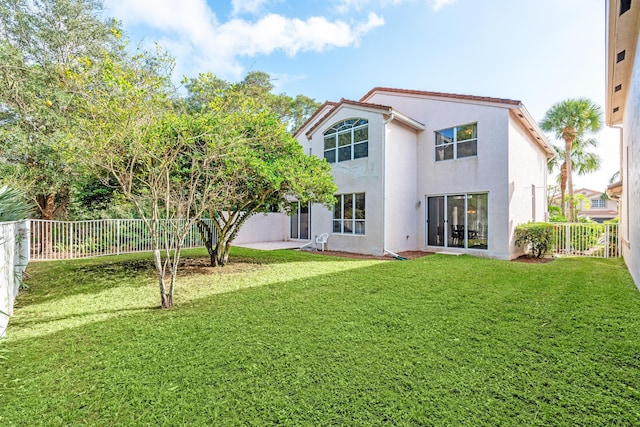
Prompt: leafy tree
<box><xmin>198</xmin><ymin>103</ymin><xmax>337</xmax><ymax>266</ymax></box>
<box><xmin>0</xmin><ymin>0</ymin><xmax>117</xmax><ymax>219</ymax></box>
<box><xmin>183</xmin><ymin>71</ymin><xmax>320</xmax><ymax>132</ymax></box>
<box><xmin>70</xmin><ymin>46</ymin><xmax>227</xmax><ymax>308</ymax></box>
<box><xmin>540</xmin><ymin>98</ymin><xmax>603</xmax><ymax>222</ymax></box>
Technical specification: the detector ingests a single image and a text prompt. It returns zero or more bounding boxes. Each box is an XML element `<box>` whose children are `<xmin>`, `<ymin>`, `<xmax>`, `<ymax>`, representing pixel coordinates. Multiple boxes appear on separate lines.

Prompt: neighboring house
<box><xmin>606</xmin><ymin>0</ymin><xmax>640</xmax><ymax>288</ymax></box>
<box><xmin>293</xmin><ymin>87</ymin><xmax>554</xmax><ymax>260</ymax></box>
<box><xmin>550</xmin><ymin>187</ymin><xmax>619</xmax><ymax>222</ymax></box>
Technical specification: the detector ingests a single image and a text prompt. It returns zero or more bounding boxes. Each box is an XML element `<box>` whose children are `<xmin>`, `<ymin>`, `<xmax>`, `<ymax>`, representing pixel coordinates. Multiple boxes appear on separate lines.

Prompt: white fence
<box><xmin>552</xmin><ymin>223</ymin><xmax>620</xmax><ymax>258</ymax></box>
<box><xmin>29</xmin><ymin>219</ymin><xmax>217</xmax><ymax>261</ymax></box>
<box><xmin>0</xmin><ymin>220</ymin><xmax>30</xmax><ymax>338</ymax></box>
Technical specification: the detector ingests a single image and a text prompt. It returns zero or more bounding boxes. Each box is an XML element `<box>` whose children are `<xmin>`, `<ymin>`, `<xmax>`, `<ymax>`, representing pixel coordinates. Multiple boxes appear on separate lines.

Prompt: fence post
<box><xmin>565</xmin><ymin>223</ymin><xmax>571</xmax><ymax>255</ymax></box>
<box><xmin>604</xmin><ymin>225</ymin><xmax>609</xmax><ymax>259</ymax></box>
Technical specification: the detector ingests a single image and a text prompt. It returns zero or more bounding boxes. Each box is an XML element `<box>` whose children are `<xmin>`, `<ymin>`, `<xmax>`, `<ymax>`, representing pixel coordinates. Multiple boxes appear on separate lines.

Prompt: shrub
<box><xmin>515</xmin><ymin>222</ymin><xmax>554</xmax><ymax>258</ymax></box>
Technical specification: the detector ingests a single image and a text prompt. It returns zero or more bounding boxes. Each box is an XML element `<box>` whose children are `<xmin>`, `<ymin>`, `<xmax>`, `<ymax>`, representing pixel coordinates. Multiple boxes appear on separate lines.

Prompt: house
<box><xmin>606</xmin><ymin>0</ymin><xmax>640</xmax><ymax>288</ymax></box>
<box><xmin>293</xmin><ymin>87</ymin><xmax>554</xmax><ymax>260</ymax></box>
<box><xmin>550</xmin><ymin>187</ymin><xmax>619</xmax><ymax>222</ymax></box>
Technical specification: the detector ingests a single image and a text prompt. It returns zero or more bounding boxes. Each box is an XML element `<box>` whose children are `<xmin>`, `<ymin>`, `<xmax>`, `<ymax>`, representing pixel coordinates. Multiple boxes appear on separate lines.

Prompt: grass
<box><xmin>1</xmin><ymin>248</ymin><xmax>639</xmax><ymax>426</ymax></box>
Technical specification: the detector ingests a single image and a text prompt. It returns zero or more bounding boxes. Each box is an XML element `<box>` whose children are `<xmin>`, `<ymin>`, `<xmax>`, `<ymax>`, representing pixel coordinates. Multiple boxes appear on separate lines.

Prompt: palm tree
<box><xmin>547</xmin><ymin>136</ymin><xmax>602</xmax><ymax>216</ymax></box>
<box><xmin>0</xmin><ymin>186</ymin><xmax>32</xmax><ymax>221</ymax></box>
<box><xmin>540</xmin><ymin>98</ymin><xmax>603</xmax><ymax>222</ymax></box>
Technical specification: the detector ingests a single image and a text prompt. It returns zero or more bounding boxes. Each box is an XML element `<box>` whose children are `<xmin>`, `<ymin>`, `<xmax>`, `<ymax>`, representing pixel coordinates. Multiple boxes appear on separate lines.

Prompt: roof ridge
<box><xmin>360</xmin><ymin>87</ymin><xmax>522</xmax><ymax>106</ymax></box>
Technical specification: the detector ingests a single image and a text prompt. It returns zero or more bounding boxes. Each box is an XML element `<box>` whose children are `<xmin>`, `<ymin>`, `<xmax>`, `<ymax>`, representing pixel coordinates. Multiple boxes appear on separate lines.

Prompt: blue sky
<box><xmin>103</xmin><ymin>0</ymin><xmax>617</xmax><ymax>192</ymax></box>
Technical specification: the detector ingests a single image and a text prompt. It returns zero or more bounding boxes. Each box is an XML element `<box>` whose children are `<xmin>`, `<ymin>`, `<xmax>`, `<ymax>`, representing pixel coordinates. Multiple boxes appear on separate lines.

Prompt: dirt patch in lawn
<box><xmin>512</xmin><ymin>255</ymin><xmax>555</xmax><ymax>264</ymax></box>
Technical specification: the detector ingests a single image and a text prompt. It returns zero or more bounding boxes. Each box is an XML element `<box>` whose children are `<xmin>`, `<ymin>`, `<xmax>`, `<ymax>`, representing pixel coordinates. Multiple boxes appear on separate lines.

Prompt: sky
<box><xmin>102</xmin><ymin>0</ymin><xmax>619</xmax><ymax>192</ymax></box>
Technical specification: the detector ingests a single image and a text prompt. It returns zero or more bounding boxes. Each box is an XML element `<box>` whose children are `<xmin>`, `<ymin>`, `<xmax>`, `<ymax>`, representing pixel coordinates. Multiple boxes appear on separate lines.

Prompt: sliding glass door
<box><xmin>426</xmin><ymin>193</ymin><xmax>488</xmax><ymax>250</ymax></box>
<box><xmin>290</xmin><ymin>202</ymin><xmax>309</xmax><ymax>240</ymax></box>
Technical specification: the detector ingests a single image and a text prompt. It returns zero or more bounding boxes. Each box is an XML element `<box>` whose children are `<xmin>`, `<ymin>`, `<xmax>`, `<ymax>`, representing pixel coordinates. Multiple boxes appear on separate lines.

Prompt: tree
<box><xmin>198</xmin><ymin>103</ymin><xmax>337</xmax><ymax>267</ymax></box>
<box><xmin>0</xmin><ymin>0</ymin><xmax>117</xmax><ymax>219</ymax></box>
<box><xmin>540</xmin><ymin>98</ymin><xmax>603</xmax><ymax>222</ymax></box>
<box><xmin>546</xmin><ymin>136</ymin><xmax>601</xmax><ymax>216</ymax></box>
<box><xmin>70</xmin><ymin>46</ymin><xmax>228</xmax><ymax>308</ymax></box>
<box><xmin>183</xmin><ymin>71</ymin><xmax>320</xmax><ymax>133</ymax></box>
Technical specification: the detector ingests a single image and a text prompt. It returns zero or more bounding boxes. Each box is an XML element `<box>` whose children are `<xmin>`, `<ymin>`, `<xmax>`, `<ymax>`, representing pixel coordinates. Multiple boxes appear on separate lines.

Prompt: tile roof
<box><xmin>360</xmin><ymin>87</ymin><xmax>522</xmax><ymax>106</ymax></box>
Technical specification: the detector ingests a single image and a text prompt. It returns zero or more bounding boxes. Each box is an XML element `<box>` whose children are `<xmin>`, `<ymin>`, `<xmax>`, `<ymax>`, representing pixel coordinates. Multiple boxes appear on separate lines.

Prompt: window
<box><xmin>426</xmin><ymin>193</ymin><xmax>487</xmax><ymax>250</ymax></box>
<box><xmin>591</xmin><ymin>199</ymin><xmax>606</xmax><ymax>209</ymax></box>
<box><xmin>435</xmin><ymin>123</ymin><xmax>477</xmax><ymax>161</ymax></box>
<box><xmin>324</xmin><ymin>119</ymin><xmax>368</xmax><ymax>163</ymax></box>
<box><xmin>333</xmin><ymin>193</ymin><xmax>365</xmax><ymax>234</ymax></box>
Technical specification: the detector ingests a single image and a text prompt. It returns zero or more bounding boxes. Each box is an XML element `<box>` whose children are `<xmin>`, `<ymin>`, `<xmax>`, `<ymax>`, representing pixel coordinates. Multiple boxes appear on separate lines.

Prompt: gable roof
<box><xmin>361</xmin><ymin>87</ymin><xmax>554</xmax><ymax>158</ymax></box>
<box><xmin>360</xmin><ymin>87</ymin><xmax>522</xmax><ymax>106</ymax></box>
<box><xmin>299</xmin><ymin>98</ymin><xmax>425</xmax><ymax>139</ymax></box>
<box><xmin>295</xmin><ymin>87</ymin><xmax>554</xmax><ymax>158</ymax></box>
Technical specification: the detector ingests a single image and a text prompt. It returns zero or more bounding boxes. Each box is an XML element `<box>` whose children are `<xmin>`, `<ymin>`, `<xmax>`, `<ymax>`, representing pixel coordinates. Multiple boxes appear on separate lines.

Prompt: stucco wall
<box><xmin>302</xmin><ymin>107</ymin><xmax>386</xmax><ymax>255</ymax></box>
<box><xmin>368</xmin><ymin>93</ymin><xmax>520</xmax><ymax>259</ymax></box>
<box><xmin>232</xmin><ymin>212</ymin><xmax>289</xmax><ymax>244</ymax></box>
<box><xmin>507</xmin><ymin>115</ymin><xmax>550</xmax><ymax>258</ymax></box>
<box><xmin>622</xmin><ymin>31</ymin><xmax>640</xmax><ymax>288</ymax></box>
<box><xmin>384</xmin><ymin>121</ymin><xmax>419</xmax><ymax>253</ymax></box>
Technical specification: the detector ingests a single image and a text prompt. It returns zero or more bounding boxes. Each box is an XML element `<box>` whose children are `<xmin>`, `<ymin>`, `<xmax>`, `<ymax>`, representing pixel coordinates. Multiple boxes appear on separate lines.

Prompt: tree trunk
<box><xmin>40</xmin><ymin>193</ymin><xmax>56</xmax><ymax>220</ymax></box>
<box><xmin>559</xmin><ymin>162</ymin><xmax>567</xmax><ymax>217</ymax></box>
<box><xmin>563</xmin><ymin>127</ymin><xmax>576</xmax><ymax>222</ymax></box>
<box><xmin>161</xmin><ymin>292</ymin><xmax>173</xmax><ymax>309</ymax></box>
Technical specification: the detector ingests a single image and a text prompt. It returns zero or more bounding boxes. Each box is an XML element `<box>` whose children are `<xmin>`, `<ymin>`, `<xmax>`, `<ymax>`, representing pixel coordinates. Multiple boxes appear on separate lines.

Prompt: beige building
<box><xmin>606</xmin><ymin>0</ymin><xmax>640</xmax><ymax>288</ymax></box>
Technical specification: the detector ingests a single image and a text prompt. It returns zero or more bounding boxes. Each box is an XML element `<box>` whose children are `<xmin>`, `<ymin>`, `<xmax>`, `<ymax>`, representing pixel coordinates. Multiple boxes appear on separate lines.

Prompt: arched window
<box><xmin>323</xmin><ymin>118</ymin><xmax>368</xmax><ymax>163</ymax></box>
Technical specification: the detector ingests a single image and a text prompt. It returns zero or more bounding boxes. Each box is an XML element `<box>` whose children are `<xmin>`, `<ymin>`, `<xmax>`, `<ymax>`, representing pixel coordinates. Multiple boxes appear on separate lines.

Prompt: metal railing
<box><xmin>552</xmin><ymin>222</ymin><xmax>620</xmax><ymax>258</ymax></box>
<box><xmin>29</xmin><ymin>219</ymin><xmax>216</xmax><ymax>261</ymax></box>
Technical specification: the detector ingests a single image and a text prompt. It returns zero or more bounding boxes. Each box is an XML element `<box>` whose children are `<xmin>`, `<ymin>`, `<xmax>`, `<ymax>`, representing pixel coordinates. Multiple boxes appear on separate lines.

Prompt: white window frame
<box><xmin>333</xmin><ymin>193</ymin><xmax>365</xmax><ymax>235</ymax></box>
<box><xmin>434</xmin><ymin>122</ymin><xmax>478</xmax><ymax>161</ymax></box>
<box><xmin>323</xmin><ymin>119</ymin><xmax>368</xmax><ymax>163</ymax></box>
<box><xmin>591</xmin><ymin>199</ymin><xmax>606</xmax><ymax>209</ymax></box>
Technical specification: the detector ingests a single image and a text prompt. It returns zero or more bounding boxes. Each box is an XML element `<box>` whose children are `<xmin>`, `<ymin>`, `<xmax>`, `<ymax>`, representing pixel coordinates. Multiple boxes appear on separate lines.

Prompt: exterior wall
<box><xmin>622</xmin><ymin>30</ymin><xmax>640</xmax><ymax>287</ymax></box>
<box><xmin>384</xmin><ymin>121</ymin><xmax>419</xmax><ymax>253</ymax></box>
<box><xmin>232</xmin><ymin>212</ymin><xmax>289</xmax><ymax>245</ymax></box>
<box><xmin>368</xmin><ymin>92</ymin><xmax>517</xmax><ymax>259</ymax></box>
<box><xmin>507</xmin><ymin>115</ymin><xmax>550</xmax><ymax>258</ymax></box>
<box><xmin>302</xmin><ymin>107</ymin><xmax>386</xmax><ymax>255</ymax></box>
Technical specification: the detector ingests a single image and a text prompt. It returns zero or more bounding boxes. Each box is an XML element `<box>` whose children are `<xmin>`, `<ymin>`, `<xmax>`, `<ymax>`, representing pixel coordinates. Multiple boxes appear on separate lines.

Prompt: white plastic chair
<box><xmin>315</xmin><ymin>233</ymin><xmax>329</xmax><ymax>251</ymax></box>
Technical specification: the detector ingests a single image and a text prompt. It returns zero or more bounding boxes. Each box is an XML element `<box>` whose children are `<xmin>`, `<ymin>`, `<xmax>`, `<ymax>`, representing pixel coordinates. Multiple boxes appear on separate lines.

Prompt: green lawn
<box><xmin>1</xmin><ymin>248</ymin><xmax>639</xmax><ymax>426</ymax></box>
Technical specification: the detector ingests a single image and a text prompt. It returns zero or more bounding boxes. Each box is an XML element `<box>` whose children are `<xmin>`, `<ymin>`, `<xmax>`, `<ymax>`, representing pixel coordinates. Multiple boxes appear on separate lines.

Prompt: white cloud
<box><xmin>104</xmin><ymin>0</ymin><xmax>384</xmax><ymax>80</ymax></box>
<box><xmin>231</xmin><ymin>0</ymin><xmax>270</xmax><ymax>15</ymax></box>
<box><xmin>432</xmin><ymin>0</ymin><xmax>457</xmax><ymax>11</ymax></box>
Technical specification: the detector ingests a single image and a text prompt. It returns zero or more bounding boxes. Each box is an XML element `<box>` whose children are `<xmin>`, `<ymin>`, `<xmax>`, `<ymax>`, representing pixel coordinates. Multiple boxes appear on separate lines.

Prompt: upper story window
<box><xmin>323</xmin><ymin>118</ymin><xmax>368</xmax><ymax>163</ymax></box>
<box><xmin>435</xmin><ymin>123</ymin><xmax>477</xmax><ymax>161</ymax></box>
<box><xmin>591</xmin><ymin>199</ymin><xmax>606</xmax><ymax>209</ymax></box>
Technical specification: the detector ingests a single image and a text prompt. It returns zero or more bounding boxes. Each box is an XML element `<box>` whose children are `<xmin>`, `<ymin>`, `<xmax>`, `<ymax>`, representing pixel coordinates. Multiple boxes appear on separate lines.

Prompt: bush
<box><xmin>515</xmin><ymin>222</ymin><xmax>554</xmax><ymax>258</ymax></box>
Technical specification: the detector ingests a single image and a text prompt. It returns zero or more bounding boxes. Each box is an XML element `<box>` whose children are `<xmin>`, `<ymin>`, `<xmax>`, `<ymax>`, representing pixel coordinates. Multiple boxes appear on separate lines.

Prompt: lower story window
<box><xmin>333</xmin><ymin>193</ymin><xmax>365</xmax><ymax>235</ymax></box>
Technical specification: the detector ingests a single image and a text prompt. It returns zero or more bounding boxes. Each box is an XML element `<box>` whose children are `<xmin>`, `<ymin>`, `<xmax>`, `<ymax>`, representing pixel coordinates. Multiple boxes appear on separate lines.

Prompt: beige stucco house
<box><xmin>606</xmin><ymin>0</ymin><xmax>640</xmax><ymax>288</ymax></box>
<box><xmin>551</xmin><ymin>187</ymin><xmax>619</xmax><ymax>222</ymax></box>
<box><xmin>292</xmin><ymin>87</ymin><xmax>554</xmax><ymax>260</ymax></box>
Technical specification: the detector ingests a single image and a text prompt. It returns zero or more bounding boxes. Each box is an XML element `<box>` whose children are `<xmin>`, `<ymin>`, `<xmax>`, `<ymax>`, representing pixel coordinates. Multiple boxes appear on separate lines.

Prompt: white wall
<box><xmin>507</xmin><ymin>114</ymin><xmax>550</xmax><ymax>258</ymax></box>
<box><xmin>622</xmin><ymin>31</ymin><xmax>640</xmax><ymax>288</ymax></box>
<box><xmin>0</xmin><ymin>221</ymin><xmax>30</xmax><ymax>338</ymax></box>
<box><xmin>369</xmin><ymin>92</ymin><xmax>518</xmax><ymax>259</ymax></box>
<box><xmin>232</xmin><ymin>213</ymin><xmax>290</xmax><ymax>244</ymax></box>
<box><xmin>302</xmin><ymin>107</ymin><xmax>386</xmax><ymax>255</ymax></box>
<box><xmin>384</xmin><ymin>121</ymin><xmax>419</xmax><ymax>253</ymax></box>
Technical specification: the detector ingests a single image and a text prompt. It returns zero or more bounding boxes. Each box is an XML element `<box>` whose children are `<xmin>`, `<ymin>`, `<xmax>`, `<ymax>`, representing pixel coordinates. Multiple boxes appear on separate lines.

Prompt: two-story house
<box><xmin>293</xmin><ymin>88</ymin><xmax>554</xmax><ymax>260</ymax></box>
